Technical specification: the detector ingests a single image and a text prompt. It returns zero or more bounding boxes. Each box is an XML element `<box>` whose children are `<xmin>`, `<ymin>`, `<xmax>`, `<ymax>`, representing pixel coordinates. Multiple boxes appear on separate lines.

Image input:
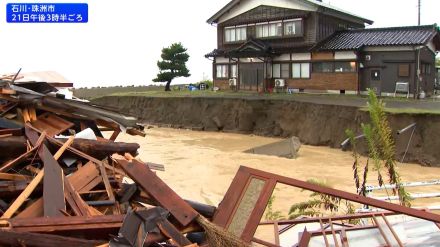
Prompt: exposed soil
<box><xmin>94</xmin><ymin>96</ymin><xmax>440</xmax><ymax>166</ymax></box>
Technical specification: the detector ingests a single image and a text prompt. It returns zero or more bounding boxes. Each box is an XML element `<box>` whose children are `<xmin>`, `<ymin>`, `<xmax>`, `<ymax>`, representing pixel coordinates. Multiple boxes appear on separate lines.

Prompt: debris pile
<box><xmin>1</xmin><ymin>76</ymin><xmax>440</xmax><ymax>247</ymax></box>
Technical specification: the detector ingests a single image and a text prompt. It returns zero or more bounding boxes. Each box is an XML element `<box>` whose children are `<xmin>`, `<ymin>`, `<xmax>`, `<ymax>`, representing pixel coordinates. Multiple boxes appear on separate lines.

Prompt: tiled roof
<box><xmin>205</xmin><ymin>49</ymin><xmax>225</xmax><ymax>58</ymax></box>
<box><xmin>314</xmin><ymin>25</ymin><xmax>440</xmax><ymax>51</ymax></box>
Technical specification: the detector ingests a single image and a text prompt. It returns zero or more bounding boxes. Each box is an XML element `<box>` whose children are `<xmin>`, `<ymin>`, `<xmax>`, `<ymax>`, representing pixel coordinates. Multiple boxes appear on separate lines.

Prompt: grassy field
<box><xmin>73</xmin><ymin>85</ymin><xmax>164</xmax><ymax>99</ymax></box>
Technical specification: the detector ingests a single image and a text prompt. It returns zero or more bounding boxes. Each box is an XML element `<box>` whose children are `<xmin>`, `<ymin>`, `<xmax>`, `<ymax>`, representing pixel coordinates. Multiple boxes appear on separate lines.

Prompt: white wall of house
<box><xmin>334</xmin><ymin>51</ymin><xmax>357</xmax><ymax>60</ymax></box>
<box><xmin>218</xmin><ymin>0</ymin><xmax>317</xmax><ymax>24</ymax></box>
<box><xmin>215</xmin><ymin>57</ymin><xmax>230</xmax><ymax>63</ymax></box>
<box><xmin>273</xmin><ymin>53</ymin><xmax>291</xmax><ymax>61</ymax></box>
<box><xmin>427</xmin><ymin>41</ymin><xmax>436</xmax><ymax>53</ymax></box>
<box><xmin>291</xmin><ymin>52</ymin><xmax>311</xmax><ymax>61</ymax></box>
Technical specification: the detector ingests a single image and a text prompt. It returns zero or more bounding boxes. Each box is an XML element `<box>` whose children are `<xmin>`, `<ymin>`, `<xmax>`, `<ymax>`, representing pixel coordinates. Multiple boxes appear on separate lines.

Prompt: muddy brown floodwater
<box><xmin>113</xmin><ymin>127</ymin><xmax>440</xmax><ymax>216</ymax></box>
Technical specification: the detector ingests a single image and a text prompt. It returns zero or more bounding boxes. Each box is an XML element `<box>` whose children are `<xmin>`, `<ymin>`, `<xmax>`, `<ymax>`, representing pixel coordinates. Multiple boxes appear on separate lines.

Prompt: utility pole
<box><xmin>418</xmin><ymin>0</ymin><xmax>421</xmax><ymax>26</ymax></box>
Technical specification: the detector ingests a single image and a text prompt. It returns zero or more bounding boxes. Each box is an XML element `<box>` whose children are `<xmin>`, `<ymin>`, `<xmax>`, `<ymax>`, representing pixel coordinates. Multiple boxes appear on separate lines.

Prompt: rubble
<box><xmin>1</xmin><ymin>75</ymin><xmax>440</xmax><ymax>247</ymax></box>
<box><xmin>245</xmin><ymin>136</ymin><xmax>301</xmax><ymax>158</ymax></box>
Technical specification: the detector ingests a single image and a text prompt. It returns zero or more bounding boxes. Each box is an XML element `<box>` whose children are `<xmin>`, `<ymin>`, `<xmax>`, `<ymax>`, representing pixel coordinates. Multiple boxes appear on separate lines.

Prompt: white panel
<box><xmin>291</xmin><ymin>53</ymin><xmax>311</xmax><ymax>61</ymax></box>
<box><xmin>427</xmin><ymin>41</ymin><xmax>436</xmax><ymax>53</ymax></box>
<box><xmin>216</xmin><ymin>57</ymin><xmax>229</xmax><ymax>63</ymax></box>
<box><xmin>218</xmin><ymin>0</ymin><xmax>317</xmax><ymax>24</ymax></box>
<box><xmin>334</xmin><ymin>51</ymin><xmax>357</xmax><ymax>60</ymax></box>
<box><xmin>273</xmin><ymin>53</ymin><xmax>291</xmax><ymax>61</ymax></box>
<box><xmin>239</xmin><ymin>58</ymin><xmax>256</xmax><ymax>63</ymax></box>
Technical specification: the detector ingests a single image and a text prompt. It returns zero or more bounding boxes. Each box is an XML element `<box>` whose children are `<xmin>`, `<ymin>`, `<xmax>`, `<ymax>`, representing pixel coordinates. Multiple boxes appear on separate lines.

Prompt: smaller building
<box><xmin>313</xmin><ymin>25</ymin><xmax>440</xmax><ymax>96</ymax></box>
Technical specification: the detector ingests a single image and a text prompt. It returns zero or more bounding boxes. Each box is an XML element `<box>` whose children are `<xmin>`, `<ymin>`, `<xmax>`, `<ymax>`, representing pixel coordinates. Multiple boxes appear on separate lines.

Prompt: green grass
<box><xmin>383</xmin><ymin>107</ymin><xmax>440</xmax><ymax>115</ymax></box>
<box><xmin>359</xmin><ymin>106</ymin><xmax>440</xmax><ymax>115</ymax></box>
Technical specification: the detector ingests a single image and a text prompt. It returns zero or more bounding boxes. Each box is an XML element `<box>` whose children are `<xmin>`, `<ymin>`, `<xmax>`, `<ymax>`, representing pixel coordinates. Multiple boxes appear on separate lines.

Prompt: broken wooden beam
<box><xmin>0</xmin><ymin>229</ymin><xmax>104</xmax><ymax>247</ymax></box>
<box><xmin>117</xmin><ymin>159</ymin><xmax>198</xmax><ymax>226</ymax></box>
<box><xmin>7</xmin><ymin>214</ymin><xmax>125</xmax><ymax>233</ymax></box>
<box><xmin>0</xmin><ymin>136</ymin><xmax>140</xmax><ymax>160</ymax></box>
<box><xmin>0</xmin><ymin>136</ymin><xmax>27</xmax><ymax>159</ymax></box>
<box><xmin>40</xmin><ymin>145</ymin><xmax>66</xmax><ymax>217</ymax></box>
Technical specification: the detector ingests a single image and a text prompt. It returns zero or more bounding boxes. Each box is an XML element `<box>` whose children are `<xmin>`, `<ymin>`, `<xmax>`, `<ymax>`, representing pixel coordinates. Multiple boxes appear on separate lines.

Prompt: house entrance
<box><xmin>369</xmin><ymin>69</ymin><xmax>382</xmax><ymax>95</ymax></box>
<box><xmin>239</xmin><ymin>63</ymin><xmax>264</xmax><ymax>91</ymax></box>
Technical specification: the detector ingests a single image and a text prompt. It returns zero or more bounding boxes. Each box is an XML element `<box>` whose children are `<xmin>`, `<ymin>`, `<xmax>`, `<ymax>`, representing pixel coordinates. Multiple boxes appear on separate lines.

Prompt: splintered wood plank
<box><xmin>28</xmin><ymin>107</ymin><xmax>37</xmax><ymax>122</ymax></box>
<box><xmin>64</xmin><ymin>178</ymin><xmax>91</xmax><ymax>217</ymax></box>
<box><xmin>0</xmin><ymin>229</ymin><xmax>104</xmax><ymax>247</ymax></box>
<box><xmin>40</xmin><ymin>145</ymin><xmax>65</xmax><ymax>217</ymax></box>
<box><xmin>118</xmin><ymin>159</ymin><xmax>198</xmax><ymax>226</ymax></box>
<box><xmin>0</xmin><ymin>173</ymin><xmax>31</xmax><ymax>181</ymax></box>
<box><xmin>109</xmin><ymin>130</ymin><xmax>121</xmax><ymax>141</ymax></box>
<box><xmin>22</xmin><ymin>108</ymin><xmax>31</xmax><ymax>123</ymax></box>
<box><xmin>78</xmin><ymin>176</ymin><xmax>102</xmax><ymax>193</ymax></box>
<box><xmin>99</xmin><ymin>159</ymin><xmax>116</xmax><ymax>214</ymax></box>
<box><xmin>68</xmin><ymin>161</ymin><xmax>101</xmax><ymax>192</ymax></box>
<box><xmin>0</xmin><ymin>88</ymin><xmax>16</xmax><ymax>95</ymax></box>
<box><xmin>15</xmin><ymin>198</ymin><xmax>43</xmax><ymax>219</ymax></box>
<box><xmin>1</xmin><ymin>169</ymin><xmax>44</xmax><ymax>219</ymax></box>
<box><xmin>157</xmin><ymin>219</ymin><xmax>192</xmax><ymax>246</ymax></box>
<box><xmin>16</xmin><ymin>164</ymin><xmax>102</xmax><ymax>219</ymax></box>
<box><xmin>31</xmin><ymin>112</ymin><xmax>74</xmax><ymax>137</ymax></box>
<box><xmin>53</xmin><ymin>135</ymin><xmax>74</xmax><ymax>160</ymax></box>
<box><xmin>9</xmin><ymin>214</ymin><xmax>124</xmax><ymax>233</ymax></box>
<box><xmin>0</xmin><ymin>132</ymin><xmax>45</xmax><ymax>173</ymax></box>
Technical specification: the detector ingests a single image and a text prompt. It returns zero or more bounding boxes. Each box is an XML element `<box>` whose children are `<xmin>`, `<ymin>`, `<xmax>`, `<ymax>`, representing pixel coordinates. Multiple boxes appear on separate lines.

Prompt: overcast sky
<box><xmin>0</xmin><ymin>0</ymin><xmax>438</xmax><ymax>88</ymax></box>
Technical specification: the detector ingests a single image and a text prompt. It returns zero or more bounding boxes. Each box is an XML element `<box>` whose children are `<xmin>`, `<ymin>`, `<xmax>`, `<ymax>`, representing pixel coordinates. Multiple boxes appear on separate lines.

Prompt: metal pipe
<box><xmin>340</xmin><ymin>134</ymin><xmax>365</xmax><ymax>149</ymax></box>
<box><xmin>397</xmin><ymin>123</ymin><xmax>417</xmax><ymax>163</ymax></box>
<box><xmin>397</xmin><ymin>123</ymin><xmax>416</xmax><ymax>135</ymax></box>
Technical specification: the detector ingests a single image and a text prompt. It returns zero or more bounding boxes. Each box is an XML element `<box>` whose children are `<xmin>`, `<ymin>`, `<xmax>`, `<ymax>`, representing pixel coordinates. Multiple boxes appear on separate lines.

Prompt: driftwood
<box><xmin>0</xmin><ymin>136</ymin><xmax>27</xmax><ymax>159</ymax></box>
<box><xmin>0</xmin><ymin>137</ymin><xmax>140</xmax><ymax>159</ymax></box>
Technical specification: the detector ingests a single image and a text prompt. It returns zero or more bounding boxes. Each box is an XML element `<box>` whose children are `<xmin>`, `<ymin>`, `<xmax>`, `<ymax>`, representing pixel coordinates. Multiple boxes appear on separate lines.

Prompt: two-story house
<box><xmin>206</xmin><ymin>0</ymin><xmax>440</xmax><ymax>96</ymax></box>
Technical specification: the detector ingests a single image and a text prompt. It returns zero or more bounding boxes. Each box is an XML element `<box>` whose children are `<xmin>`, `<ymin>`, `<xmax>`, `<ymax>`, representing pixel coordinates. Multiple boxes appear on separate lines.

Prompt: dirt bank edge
<box><xmin>93</xmin><ymin>96</ymin><xmax>440</xmax><ymax>166</ymax></box>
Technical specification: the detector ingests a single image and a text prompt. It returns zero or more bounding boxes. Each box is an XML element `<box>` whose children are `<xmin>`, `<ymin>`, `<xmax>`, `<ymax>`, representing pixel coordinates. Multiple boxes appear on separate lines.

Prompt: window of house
<box><xmin>334</xmin><ymin>62</ymin><xmax>356</xmax><ymax>72</ymax></box>
<box><xmin>284</xmin><ymin>19</ymin><xmax>303</xmax><ymax>36</ymax></box>
<box><xmin>225</xmin><ymin>26</ymin><xmax>247</xmax><ymax>43</ymax></box>
<box><xmin>273</xmin><ymin>64</ymin><xmax>281</xmax><ymax>78</ymax></box>
<box><xmin>313</xmin><ymin>62</ymin><xmax>334</xmax><ymax>73</ymax></box>
<box><xmin>256</xmin><ymin>22</ymin><xmax>282</xmax><ymax>38</ymax></box>
<box><xmin>216</xmin><ymin>65</ymin><xmax>228</xmax><ymax>78</ymax></box>
<box><xmin>281</xmin><ymin>64</ymin><xmax>290</xmax><ymax>78</ymax></box>
<box><xmin>292</xmin><ymin>63</ymin><xmax>310</xmax><ymax>78</ymax></box>
<box><xmin>398</xmin><ymin>64</ymin><xmax>410</xmax><ymax>77</ymax></box>
<box><xmin>231</xmin><ymin>64</ymin><xmax>238</xmax><ymax>78</ymax></box>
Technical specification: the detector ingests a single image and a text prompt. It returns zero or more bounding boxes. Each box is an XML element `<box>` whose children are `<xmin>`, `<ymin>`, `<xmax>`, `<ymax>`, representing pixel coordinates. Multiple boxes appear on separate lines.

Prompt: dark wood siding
<box><xmin>216</xmin><ymin>6</ymin><xmax>365</xmax><ymax>52</ymax></box>
<box><xmin>420</xmin><ymin>47</ymin><xmax>436</xmax><ymax>94</ymax></box>
<box><xmin>359</xmin><ymin>48</ymin><xmax>436</xmax><ymax>94</ymax></box>
<box><xmin>218</xmin><ymin>6</ymin><xmax>316</xmax><ymax>52</ymax></box>
<box><xmin>316</xmin><ymin>14</ymin><xmax>365</xmax><ymax>42</ymax></box>
<box><xmin>359</xmin><ymin>50</ymin><xmax>415</xmax><ymax>94</ymax></box>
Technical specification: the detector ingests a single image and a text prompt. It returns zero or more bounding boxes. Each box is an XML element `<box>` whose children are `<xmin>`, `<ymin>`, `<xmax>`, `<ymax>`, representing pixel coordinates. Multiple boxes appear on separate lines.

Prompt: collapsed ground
<box><xmin>93</xmin><ymin>94</ymin><xmax>440</xmax><ymax>166</ymax></box>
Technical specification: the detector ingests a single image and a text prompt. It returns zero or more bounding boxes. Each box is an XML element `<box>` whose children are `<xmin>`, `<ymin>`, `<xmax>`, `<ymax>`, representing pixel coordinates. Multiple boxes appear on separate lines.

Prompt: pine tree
<box><xmin>153</xmin><ymin>43</ymin><xmax>190</xmax><ymax>91</ymax></box>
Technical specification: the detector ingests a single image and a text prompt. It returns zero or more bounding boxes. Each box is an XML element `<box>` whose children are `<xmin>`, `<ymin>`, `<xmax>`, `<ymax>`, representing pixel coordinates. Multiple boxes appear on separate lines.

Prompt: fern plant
<box><xmin>288</xmin><ymin>179</ymin><xmax>356</xmax><ymax>222</ymax></box>
<box><xmin>346</xmin><ymin>89</ymin><xmax>411</xmax><ymax>206</ymax></box>
<box><xmin>264</xmin><ymin>195</ymin><xmax>285</xmax><ymax>221</ymax></box>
